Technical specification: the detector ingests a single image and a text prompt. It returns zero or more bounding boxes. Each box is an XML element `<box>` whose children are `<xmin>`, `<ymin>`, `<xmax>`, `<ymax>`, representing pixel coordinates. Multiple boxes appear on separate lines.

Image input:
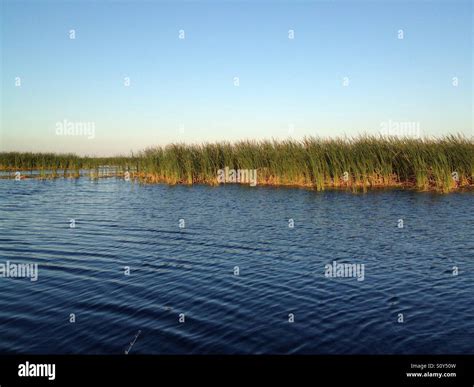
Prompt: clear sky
<box><xmin>1</xmin><ymin>0</ymin><xmax>472</xmax><ymax>156</ymax></box>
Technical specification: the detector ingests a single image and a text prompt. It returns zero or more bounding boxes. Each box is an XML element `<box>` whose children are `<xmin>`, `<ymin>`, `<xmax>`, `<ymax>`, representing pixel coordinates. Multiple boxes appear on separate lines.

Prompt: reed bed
<box><xmin>1</xmin><ymin>136</ymin><xmax>472</xmax><ymax>192</ymax></box>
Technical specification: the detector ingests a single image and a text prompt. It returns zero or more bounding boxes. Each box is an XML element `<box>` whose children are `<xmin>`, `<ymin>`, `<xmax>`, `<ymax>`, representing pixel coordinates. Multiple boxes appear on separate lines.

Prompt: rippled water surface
<box><xmin>0</xmin><ymin>178</ymin><xmax>473</xmax><ymax>354</ymax></box>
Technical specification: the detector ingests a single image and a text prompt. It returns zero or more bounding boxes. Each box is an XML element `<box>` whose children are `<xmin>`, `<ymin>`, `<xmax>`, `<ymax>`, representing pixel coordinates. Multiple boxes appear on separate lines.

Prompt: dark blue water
<box><xmin>0</xmin><ymin>178</ymin><xmax>473</xmax><ymax>354</ymax></box>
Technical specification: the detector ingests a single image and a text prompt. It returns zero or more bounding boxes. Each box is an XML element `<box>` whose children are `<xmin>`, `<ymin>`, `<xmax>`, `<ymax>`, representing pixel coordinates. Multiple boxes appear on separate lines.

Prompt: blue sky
<box><xmin>1</xmin><ymin>0</ymin><xmax>472</xmax><ymax>156</ymax></box>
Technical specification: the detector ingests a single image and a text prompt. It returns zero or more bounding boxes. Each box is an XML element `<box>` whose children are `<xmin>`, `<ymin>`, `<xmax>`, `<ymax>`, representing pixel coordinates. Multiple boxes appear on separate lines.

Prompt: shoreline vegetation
<box><xmin>1</xmin><ymin>136</ymin><xmax>473</xmax><ymax>193</ymax></box>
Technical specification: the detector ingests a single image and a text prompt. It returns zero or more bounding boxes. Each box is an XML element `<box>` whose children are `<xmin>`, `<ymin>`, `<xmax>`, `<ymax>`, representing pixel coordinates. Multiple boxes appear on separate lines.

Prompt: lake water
<box><xmin>0</xmin><ymin>178</ymin><xmax>473</xmax><ymax>354</ymax></box>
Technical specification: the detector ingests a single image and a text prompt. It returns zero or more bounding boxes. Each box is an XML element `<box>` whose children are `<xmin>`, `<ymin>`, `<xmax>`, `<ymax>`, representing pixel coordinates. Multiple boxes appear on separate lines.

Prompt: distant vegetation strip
<box><xmin>1</xmin><ymin>136</ymin><xmax>472</xmax><ymax>192</ymax></box>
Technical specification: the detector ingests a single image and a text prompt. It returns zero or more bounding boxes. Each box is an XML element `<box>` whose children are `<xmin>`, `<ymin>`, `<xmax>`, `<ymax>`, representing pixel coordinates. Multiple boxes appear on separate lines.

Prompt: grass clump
<box><xmin>0</xmin><ymin>135</ymin><xmax>472</xmax><ymax>192</ymax></box>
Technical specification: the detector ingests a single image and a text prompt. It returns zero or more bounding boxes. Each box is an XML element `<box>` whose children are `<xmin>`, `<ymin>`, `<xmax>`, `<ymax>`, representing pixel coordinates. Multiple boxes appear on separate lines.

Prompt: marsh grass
<box><xmin>1</xmin><ymin>136</ymin><xmax>472</xmax><ymax>192</ymax></box>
